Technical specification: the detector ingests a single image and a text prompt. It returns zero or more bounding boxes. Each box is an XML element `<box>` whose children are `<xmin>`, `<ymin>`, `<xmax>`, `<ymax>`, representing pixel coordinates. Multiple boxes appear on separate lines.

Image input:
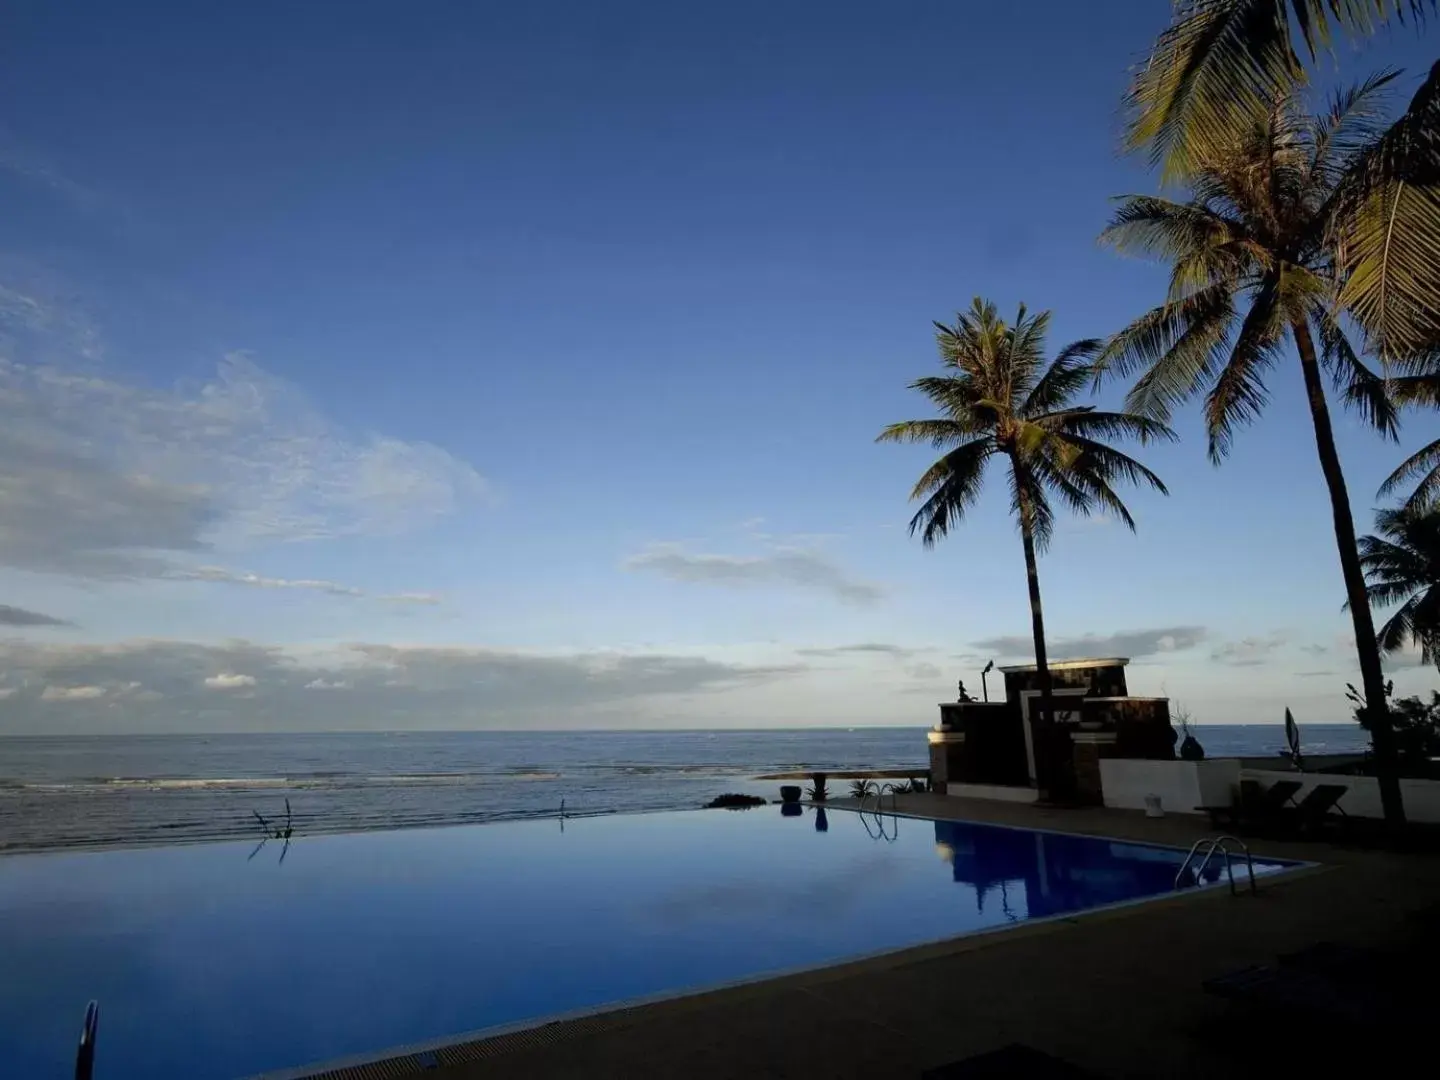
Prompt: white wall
<box><xmin>1242</xmin><ymin>768</ymin><xmax>1440</xmax><ymax>824</ymax></box>
<box><xmin>1099</xmin><ymin>758</ymin><xmax>1241</xmax><ymax>815</ymax></box>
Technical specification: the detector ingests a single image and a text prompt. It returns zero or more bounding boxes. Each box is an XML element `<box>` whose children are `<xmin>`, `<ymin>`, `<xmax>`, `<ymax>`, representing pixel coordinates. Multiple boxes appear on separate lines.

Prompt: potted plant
<box><xmin>779</xmin><ymin>785</ymin><xmax>802</xmax><ymax>803</ymax></box>
<box><xmin>806</xmin><ymin>772</ymin><xmax>828</xmax><ymax>802</ymax></box>
<box><xmin>1175</xmin><ymin>704</ymin><xmax>1205</xmax><ymax>761</ymax></box>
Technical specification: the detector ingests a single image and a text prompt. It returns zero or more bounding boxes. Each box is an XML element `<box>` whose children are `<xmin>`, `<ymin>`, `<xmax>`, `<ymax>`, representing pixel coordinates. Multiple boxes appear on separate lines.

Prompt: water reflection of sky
<box><xmin>0</xmin><ymin>807</ymin><xmax>1290</xmax><ymax>1079</ymax></box>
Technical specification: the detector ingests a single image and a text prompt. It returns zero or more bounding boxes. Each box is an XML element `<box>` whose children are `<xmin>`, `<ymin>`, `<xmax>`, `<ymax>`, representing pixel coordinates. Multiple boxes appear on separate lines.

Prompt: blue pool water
<box><xmin>0</xmin><ymin>807</ymin><xmax>1291</xmax><ymax>1079</ymax></box>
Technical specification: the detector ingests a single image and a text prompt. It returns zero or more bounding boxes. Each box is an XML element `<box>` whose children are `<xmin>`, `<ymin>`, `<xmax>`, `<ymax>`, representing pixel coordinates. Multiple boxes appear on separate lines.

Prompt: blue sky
<box><xmin>1</xmin><ymin>1</ymin><xmax>1435</xmax><ymax>733</ymax></box>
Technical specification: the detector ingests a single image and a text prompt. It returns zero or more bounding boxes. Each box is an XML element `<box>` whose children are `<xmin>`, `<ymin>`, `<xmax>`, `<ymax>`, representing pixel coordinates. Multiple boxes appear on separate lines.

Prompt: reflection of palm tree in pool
<box><xmin>814</xmin><ymin>807</ymin><xmax>828</xmax><ymax>833</ymax></box>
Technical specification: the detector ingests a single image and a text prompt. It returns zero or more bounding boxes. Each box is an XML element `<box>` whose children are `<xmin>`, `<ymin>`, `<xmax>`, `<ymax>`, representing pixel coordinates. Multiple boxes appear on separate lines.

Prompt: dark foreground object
<box><xmin>921</xmin><ymin>1043</ymin><xmax>1104</xmax><ymax>1078</ymax></box>
<box><xmin>1204</xmin><ymin>928</ymin><xmax>1439</xmax><ymax>1070</ymax></box>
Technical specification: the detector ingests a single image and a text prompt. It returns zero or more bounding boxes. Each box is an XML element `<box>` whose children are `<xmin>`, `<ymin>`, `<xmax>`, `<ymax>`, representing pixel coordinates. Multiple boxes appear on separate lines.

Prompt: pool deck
<box><xmin>298</xmin><ymin>795</ymin><xmax>1440</xmax><ymax>1079</ymax></box>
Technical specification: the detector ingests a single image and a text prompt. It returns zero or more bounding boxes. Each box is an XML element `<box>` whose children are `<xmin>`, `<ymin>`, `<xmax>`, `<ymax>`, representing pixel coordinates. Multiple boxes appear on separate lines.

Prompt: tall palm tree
<box><xmin>1126</xmin><ymin>2</ymin><xmax>1440</xmax><ymax>357</ymax></box>
<box><xmin>1359</xmin><ymin>505</ymin><xmax>1440</xmax><ymax>668</ymax></box>
<box><xmin>1097</xmin><ymin>80</ymin><xmax>1410</xmax><ymax>822</ymax></box>
<box><xmin>879</xmin><ymin>299</ymin><xmax>1174</xmax><ymax>800</ymax></box>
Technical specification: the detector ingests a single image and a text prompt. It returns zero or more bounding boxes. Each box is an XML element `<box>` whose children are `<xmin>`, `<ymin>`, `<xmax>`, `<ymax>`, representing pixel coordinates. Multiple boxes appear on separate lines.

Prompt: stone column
<box><xmin>1070</xmin><ymin>731</ymin><xmax>1118</xmax><ymax>806</ymax></box>
<box><xmin>927</xmin><ymin>730</ymin><xmax>966</xmax><ymax>795</ymax></box>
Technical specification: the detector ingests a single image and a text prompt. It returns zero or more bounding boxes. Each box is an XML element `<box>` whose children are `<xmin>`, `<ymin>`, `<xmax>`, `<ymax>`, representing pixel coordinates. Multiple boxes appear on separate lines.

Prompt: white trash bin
<box><xmin>1143</xmin><ymin>793</ymin><xmax>1164</xmax><ymax>818</ymax></box>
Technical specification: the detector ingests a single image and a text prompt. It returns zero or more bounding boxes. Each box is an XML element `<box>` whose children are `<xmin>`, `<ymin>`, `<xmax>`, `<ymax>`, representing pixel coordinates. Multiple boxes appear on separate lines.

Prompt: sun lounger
<box><xmin>1197</xmin><ymin>778</ymin><xmax>1301</xmax><ymax>830</ymax></box>
<box><xmin>1290</xmin><ymin>783</ymin><xmax>1349</xmax><ymax>832</ymax></box>
<box><xmin>1206</xmin><ymin>941</ymin><xmax>1406</xmax><ymax>1028</ymax></box>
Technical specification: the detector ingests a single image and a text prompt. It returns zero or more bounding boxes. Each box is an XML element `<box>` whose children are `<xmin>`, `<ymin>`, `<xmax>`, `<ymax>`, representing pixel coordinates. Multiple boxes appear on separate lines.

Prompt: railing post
<box><xmin>75</xmin><ymin>1000</ymin><xmax>98</xmax><ymax>1080</ymax></box>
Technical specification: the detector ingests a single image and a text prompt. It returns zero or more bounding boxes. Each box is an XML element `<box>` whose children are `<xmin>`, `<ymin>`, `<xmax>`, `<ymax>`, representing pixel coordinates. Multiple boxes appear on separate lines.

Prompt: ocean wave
<box><xmin>0</xmin><ymin>771</ymin><xmax>571</xmax><ymax>793</ymax></box>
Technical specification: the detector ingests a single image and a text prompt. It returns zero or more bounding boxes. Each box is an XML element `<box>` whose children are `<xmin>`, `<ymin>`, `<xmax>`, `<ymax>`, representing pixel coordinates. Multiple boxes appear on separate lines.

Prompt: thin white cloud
<box><xmin>1210</xmin><ymin>633</ymin><xmax>1288</xmax><ymax>667</ymax></box>
<box><xmin>0</xmin><ymin>345</ymin><xmax>488</xmax><ymax>580</ymax></box>
<box><xmin>165</xmin><ymin>565</ymin><xmax>363</xmax><ymax>597</ymax></box>
<box><xmin>377</xmin><ymin>592</ymin><xmax>442</xmax><ymax>606</ymax></box>
<box><xmin>304</xmin><ymin>678</ymin><xmax>351</xmax><ymax>690</ymax></box>
<box><xmin>203</xmin><ymin>673</ymin><xmax>257</xmax><ymax>690</ymax></box>
<box><xmin>972</xmin><ymin>626</ymin><xmax>1208</xmax><ymax>660</ymax></box>
<box><xmin>39</xmin><ymin>685</ymin><xmax>105</xmax><ymax>701</ymax></box>
<box><xmin>625</xmin><ymin>543</ymin><xmax>884</xmax><ymax>606</ymax></box>
<box><xmin>796</xmin><ymin>643</ymin><xmax>921</xmax><ymax>659</ymax></box>
<box><xmin>0</xmin><ymin>687</ymin><xmax>14</xmax><ymax>700</ymax></box>
<box><xmin>0</xmin><ymin>131</ymin><xmax>108</xmax><ymax>216</ymax></box>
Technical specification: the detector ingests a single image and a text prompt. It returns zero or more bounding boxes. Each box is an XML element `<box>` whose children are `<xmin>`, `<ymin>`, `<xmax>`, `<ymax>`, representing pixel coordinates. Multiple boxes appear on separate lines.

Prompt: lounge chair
<box><xmin>1198</xmin><ymin>778</ymin><xmax>1301</xmax><ymax>830</ymax></box>
<box><xmin>1291</xmin><ymin>783</ymin><xmax>1349</xmax><ymax>832</ymax></box>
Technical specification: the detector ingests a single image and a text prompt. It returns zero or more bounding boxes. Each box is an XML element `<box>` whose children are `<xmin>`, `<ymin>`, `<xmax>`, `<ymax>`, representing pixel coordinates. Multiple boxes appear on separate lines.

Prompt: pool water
<box><xmin>0</xmin><ymin>807</ymin><xmax>1290</xmax><ymax>1079</ymax></box>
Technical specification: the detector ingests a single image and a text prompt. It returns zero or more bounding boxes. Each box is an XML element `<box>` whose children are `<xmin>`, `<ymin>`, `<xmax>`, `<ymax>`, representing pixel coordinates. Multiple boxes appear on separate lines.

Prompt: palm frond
<box><xmin>1126</xmin><ymin>0</ymin><xmax>1433</xmax><ymax>181</ymax></box>
<box><xmin>1096</xmin><ymin>285</ymin><xmax>1236</xmax><ymax>415</ymax></box>
<box><xmin>1203</xmin><ymin>273</ymin><xmax>1287</xmax><ymax>461</ymax></box>
<box><xmin>1004</xmin><ymin>306</ymin><xmax>1053</xmax><ymax>405</ymax></box>
<box><xmin>1312</xmin><ymin>309</ymin><xmax>1401</xmax><ymax>437</ymax></box>
<box><xmin>1020</xmin><ymin>339</ymin><xmax>1100</xmax><ymax>417</ymax></box>
<box><xmin>875</xmin><ymin>417</ymin><xmax>972</xmax><ymax>449</ymax></box>
<box><xmin>1387</xmin><ymin>371</ymin><xmax>1440</xmax><ymax>407</ymax></box>
<box><xmin>904</xmin><ymin>438</ymin><xmax>997</xmax><ymax>548</ymax></box>
<box><xmin>1029</xmin><ymin>450</ymin><xmax>1141</xmax><ymax>531</ymax></box>
<box><xmin>1378</xmin><ymin>438</ymin><xmax>1440</xmax><ymax>510</ymax></box>
<box><xmin>1040</xmin><ymin>409</ymin><xmax>1180</xmax><ymax>446</ymax></box>
<box><xmin>1056</xmin><ymin>435</ymin><xmax>1173</xmax><ymax>498</ymax></box>
<box><xmin>1376</xmin><ymin>593</ymin><xmax>1423</xmax><ymax>652</ymax></box>
<box><xmin>1310</xmin><ymin>69</ymin><xmax>1401</xmax><ymax>186</ymax></box>
<box><xmin>1101</xmin><ymin>195</ymin><xmax>1249</xmax><ymax>271</ymax></box>
<box><xmin>1333</xmin><ymin>60</ymin><xmax>1440</xmax><ymax>357</ymax></box>
<box><xmin>1007</xmin><ymin>461</ymin><xmax>1055</xmax><ymax>554</ymax></box>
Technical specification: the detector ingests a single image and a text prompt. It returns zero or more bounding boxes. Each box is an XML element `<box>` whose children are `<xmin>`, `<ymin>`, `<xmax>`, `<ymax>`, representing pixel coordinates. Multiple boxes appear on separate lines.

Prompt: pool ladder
<box><xmin>859</xmin><ymin>782</ymin><xmax>901</xmax><ymax>841</ymax></box>
<box><xmin>1174</xmin><ymin>835</ymin><xmax>1256</xmax><ymax>896</ymax></box>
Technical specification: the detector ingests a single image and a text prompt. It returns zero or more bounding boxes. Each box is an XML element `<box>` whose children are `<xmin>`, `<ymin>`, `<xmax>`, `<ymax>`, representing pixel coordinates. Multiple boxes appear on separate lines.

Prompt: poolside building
<box><xmin>927</xmin><ymin>657</ymin><xmax>1174</xmax><ymax>804</ymax></box>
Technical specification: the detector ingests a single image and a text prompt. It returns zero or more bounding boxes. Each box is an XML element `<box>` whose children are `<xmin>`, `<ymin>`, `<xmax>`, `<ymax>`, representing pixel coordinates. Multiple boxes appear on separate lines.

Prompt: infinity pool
<box><xmin>0</xmin><ymin>807</ymin><xmax>1290</xmax><ymax>1078</ymax></box>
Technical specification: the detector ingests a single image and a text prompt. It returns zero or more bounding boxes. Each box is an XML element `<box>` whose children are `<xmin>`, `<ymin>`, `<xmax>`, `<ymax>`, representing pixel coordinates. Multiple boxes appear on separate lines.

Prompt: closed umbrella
<box><xmin>1284</xmin><ymin>707</ymin><xmax>1303</xmax><ymax>771</ymax></box>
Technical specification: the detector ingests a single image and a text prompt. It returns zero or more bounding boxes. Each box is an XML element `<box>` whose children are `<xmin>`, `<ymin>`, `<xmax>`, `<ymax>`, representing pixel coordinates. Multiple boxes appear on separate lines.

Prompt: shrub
<box><xmin>1351</xmin><ymin>682</ymin><xmax>1440</xmax><ymax>774</ymax></box>
<box><xmin>706</xmin><ymin>793</ymin><xmax>766</xmax><ymax>809</ymax></box>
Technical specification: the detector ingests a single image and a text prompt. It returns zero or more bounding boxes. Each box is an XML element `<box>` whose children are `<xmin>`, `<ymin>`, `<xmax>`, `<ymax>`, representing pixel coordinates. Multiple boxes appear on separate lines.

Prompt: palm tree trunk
<box><xmin>1014</xmin><ymin>474</ymin><xmax>1059</xmax><ymax>802</ymax></box>
<box><xmin>1292</xmin><ymin>318</ymin><xmax>1406</xmax><ymax>826</ymax></box>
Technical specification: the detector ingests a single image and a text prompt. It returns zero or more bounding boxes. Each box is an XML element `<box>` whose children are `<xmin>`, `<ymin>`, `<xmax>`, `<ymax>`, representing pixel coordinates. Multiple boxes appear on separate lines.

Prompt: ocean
<box><xmin>0</xmin><ymin>724</ymin><xmax>1370</xmax><ymax>853</ymax></box>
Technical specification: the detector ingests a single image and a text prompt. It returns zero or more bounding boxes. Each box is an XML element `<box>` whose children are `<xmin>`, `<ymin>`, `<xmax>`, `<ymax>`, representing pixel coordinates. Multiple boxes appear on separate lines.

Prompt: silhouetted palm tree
<box><xmin>1126</xmin><ymin>3</ymin><xmax>1440</xmax><ymax>357</ymax></box>
<box><xmin>1098</xmin><ymin>80</ymin><xmax>1411</xmax><ymax>821</ymax></box>
<box><xmin>879</xmin><ymin>299</ymin><xmax>1174</xmax><ymax>799</ymax></box>
<box><xmin>1359</xmin><ymin>505</ymin><xmax>1440</xmax><ymax>669</ymax></box>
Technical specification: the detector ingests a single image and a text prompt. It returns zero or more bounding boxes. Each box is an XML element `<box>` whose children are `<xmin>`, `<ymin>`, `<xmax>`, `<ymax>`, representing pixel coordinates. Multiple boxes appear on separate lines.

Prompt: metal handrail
<box><xmin>1175</xmin><ymin>835</ymin><xmax>1256</xmax><ymax>896</ymax></box>
<box><xmin>75</xmin><ymin>1000</ymin><xmax>98</xmax><ymax>1080</ymax></box>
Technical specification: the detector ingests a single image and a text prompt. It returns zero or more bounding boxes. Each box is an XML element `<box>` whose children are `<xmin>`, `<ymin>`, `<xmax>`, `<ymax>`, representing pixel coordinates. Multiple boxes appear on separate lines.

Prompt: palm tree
<box><xmin>878</xmin><ymin>299</ymin><xmax>1174</xmax><ymax>800</ymax></box>
<box><xmin>1126</xmin><ymin>2</ymin><xmax>1440</xmax><ymax>358</ymax></box>
<box><xmin>1097</xmin><ymin>80</ymin><xmax>1410</xmax><ymax>822</ymax></box>
<box><xmin>1359</xmin><ymin>505</ymin><xmax>1440</xmax><ymax>668</ymax></box>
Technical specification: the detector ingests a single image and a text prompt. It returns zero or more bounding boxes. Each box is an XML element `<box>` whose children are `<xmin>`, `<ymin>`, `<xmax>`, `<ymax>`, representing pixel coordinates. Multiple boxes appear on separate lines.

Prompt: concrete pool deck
<box><xmin>297</xmin><ymin>794</ymin><xmax>1440</xmax><ymax>1079</ymax></box>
